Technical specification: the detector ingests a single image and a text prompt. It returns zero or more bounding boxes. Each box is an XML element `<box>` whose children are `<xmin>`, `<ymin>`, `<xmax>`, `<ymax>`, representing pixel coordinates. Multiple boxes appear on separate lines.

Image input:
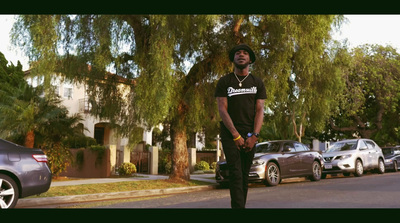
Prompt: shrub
<box><xmin>89</xmin><ymin>145</ymin><xmax>107</xmax><ymax>166</ymax></box>
<box><xmin>158</xmin><ymin>148</ymin><xmax>172</xmax><ymax>174</ymax></box>
<box><xmin>63</xmin><ymin>135</ymin><xmax>97</xmax><ymax>149</ymax></box>
<box><xmin>165</xmin><ymin>161</ymin><xmax>172</xmax><ymax>174</ymax></box>
<box><xmin>195</xmin><ymin>160</ymin><xmax>210</xmax><ymax>171</ymax></box>
<box><xmin>211</xmin><ymin>162</ymin><xmax>217</xmax><ymax>170</ymax></box>
<box><xmin>42</xmin><ymin>143</ymin><xmax>73</xmax><ymax>177</ymax></box>
<box><xmin>118</xmin><ymin>162</ymin><xmax>137</xmax><ymax>176</ymax></box>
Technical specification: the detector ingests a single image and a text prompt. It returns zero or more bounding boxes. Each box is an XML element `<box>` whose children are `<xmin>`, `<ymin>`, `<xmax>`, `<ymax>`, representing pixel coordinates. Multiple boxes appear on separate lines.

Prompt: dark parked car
<box><xmin>215</xmin><ymin>140</ymin><xmax>324</xmax><ymax>187</ymax></box>
<box><xmin>382</xmin><ymin>146</ymin><xmax>400</xmax><ymax>172</ymax></box>
<box><xmin>0</xmin><ymin>138</ymin><xmax>52</xmax><ymax>209</ymax></box>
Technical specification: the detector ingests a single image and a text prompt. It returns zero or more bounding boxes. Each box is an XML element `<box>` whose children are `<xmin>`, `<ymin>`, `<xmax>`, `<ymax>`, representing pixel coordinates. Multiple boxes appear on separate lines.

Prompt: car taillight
<box><xmin>33</xmin><ymin>154</ymin><xmax>48</xmax><ymax>163</ymax></box>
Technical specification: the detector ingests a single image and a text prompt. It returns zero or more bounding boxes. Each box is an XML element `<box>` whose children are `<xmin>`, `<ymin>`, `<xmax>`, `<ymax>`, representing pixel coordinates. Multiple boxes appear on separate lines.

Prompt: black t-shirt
<box><xmin>215</xmin><ymin>73</ymin><xmax>267</xmax><ymax>132</ymax></box>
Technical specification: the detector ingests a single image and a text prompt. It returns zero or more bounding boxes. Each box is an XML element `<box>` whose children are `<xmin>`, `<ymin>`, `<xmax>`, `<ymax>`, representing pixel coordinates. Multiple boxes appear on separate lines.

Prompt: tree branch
<box><xmin>233</xmin><ymin>16</ymin><xmax>244</xmax><ymax>44</ymax></box>
<box><xmin>329</xmin><ymin>118</ymin><xmax>358</xmax><ymax>132</ymax></box>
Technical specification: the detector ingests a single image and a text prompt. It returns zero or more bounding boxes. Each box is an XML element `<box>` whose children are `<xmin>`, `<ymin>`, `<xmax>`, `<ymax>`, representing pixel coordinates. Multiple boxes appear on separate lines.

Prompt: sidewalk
<box><xmin>16</xmin><ymin>173</ymin><xmax>218</xmax><ymax>208</ymax></box>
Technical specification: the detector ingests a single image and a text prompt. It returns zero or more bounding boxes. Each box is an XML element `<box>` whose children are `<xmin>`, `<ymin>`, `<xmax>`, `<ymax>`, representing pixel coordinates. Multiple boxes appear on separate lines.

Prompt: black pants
<box><xmin>220</xmin><ymin>125</ymin><xmax>256</xmax><ymax>208</ymax></box>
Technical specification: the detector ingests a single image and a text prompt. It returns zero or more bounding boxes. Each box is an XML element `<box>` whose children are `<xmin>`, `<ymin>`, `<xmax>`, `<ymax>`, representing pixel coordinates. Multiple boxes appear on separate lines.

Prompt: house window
<box><xmin>63</xmin><ymin>81</ymin><xmax>73</xmax><ymax>99</ymax></box>
<box><xmin>27</xmin><ymin>76</ymin><xmax>44</xmax><ymax>88</ymax></box>
<box><xmin>53</xmin><ymin>85</ymin><xmax>60</xmax><ymax>96</ymax></box>
<box><xmin>51</xmin><ymin>77</ymin><xmax>61</xmax><ymax>96</ymax></box>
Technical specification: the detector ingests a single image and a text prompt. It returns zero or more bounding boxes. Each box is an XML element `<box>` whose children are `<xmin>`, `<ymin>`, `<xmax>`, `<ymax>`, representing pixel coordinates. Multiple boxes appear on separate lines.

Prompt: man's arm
<box><xmin>216</xmin><ymin>97</ymin><xmax>244</xmax><ymax>149</ymax></box>
<box><xmin>245</xmin><ymin>99</ymin><xmax>265</xmax><ymax>150</ymax></box>
<box><xmin>253</xmin><ymin>99</ymin><xmax>265</xmax><ymax>134</ymax></box>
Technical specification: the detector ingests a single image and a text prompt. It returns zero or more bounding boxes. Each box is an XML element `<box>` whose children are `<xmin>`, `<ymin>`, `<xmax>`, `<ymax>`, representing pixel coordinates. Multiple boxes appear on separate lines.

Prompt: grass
<box><xmin>29</xmin><ymin>178</ymin><xmax>211</xmax><ymax>198</ymax></box>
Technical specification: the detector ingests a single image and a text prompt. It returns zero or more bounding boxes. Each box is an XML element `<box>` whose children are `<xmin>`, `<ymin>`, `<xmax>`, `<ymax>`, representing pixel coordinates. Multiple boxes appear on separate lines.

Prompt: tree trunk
<box><xmin>169</xmin><ymin>126</ymin><xmax>190</xmax><ymax>181</ymax></box>
<box><xmin>25</xmin><ymin>130</ymin><xmax>35</xmax><ymax>148</ymax></box>
<box><xmin>292</xmin><ymin>111</ymin><xmax>306</xmax><ymax>143</ymax></box>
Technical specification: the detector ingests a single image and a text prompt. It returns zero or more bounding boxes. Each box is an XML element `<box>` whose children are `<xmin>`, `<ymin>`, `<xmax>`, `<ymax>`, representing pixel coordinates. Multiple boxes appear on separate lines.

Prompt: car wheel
<box><xmin>264</xmin><ymin>162</ymin><xmax>280</xmax><ymax>187</ymax></box>
<box><xmin>0</xmin><ymin>174</ymin><xmax>19</xmax><ymax>209</ymax></box>
<box><xmin>310</xmin><ymin>161</ymin><xmax>321</xmax><ymax>181</ymax></box>
<box><xmin>377</xmin><ymin>158</ymin><xmax>385</xmax><ymax>174</ymax></box>
<box><xmin>394</xmin><ymin>161</ymin><xmax>398</xmax><ymax>172</ymax></box>
<box><xmin>354</xmin><ymin>159</ymin><xmax>364</xmax><ymax>177</ymax></box>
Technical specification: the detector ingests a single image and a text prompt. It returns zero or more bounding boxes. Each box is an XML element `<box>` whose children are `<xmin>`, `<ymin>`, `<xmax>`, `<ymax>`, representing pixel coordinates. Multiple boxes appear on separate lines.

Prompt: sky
<box><xmin>2</xmin><ymin>14</ymin><xmax>400</xmax><ymax>71</ymax></box>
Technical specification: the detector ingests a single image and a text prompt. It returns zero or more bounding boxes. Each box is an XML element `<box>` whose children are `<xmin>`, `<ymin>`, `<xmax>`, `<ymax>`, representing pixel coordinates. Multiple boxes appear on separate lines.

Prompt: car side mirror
<box><xmin>360</xmin><ymin>146</ymin><xmax>368</xmax><ymax>150</ymax></box>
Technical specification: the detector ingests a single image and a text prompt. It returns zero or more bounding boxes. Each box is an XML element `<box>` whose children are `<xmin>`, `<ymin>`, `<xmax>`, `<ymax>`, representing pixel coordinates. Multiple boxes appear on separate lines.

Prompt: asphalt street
<box><xmin>91</xmin><ymin>171</ymin><xmax>400</xmax><ymax>209</ymax></box>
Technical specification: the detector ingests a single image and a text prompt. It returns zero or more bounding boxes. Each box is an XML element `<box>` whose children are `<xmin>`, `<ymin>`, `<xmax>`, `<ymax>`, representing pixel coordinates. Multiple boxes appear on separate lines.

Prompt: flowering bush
<box><xmin>195</xmin><ymin>161</ymin><xmax>210</xmax><ymax>171</ymax></box>
<box><xmin>43</xmin><ymin>143</ymin><xmax>73</xmax><ymax>177</ymax></box>
<box><xmin>118</xmin><ymin>162</ymin><xmax>137</xmax><ymax>176</ymax></box>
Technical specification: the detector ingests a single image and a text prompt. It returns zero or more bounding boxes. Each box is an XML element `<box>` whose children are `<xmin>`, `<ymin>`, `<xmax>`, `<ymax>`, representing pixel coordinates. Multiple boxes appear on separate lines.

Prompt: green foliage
<box><xmin>164</xmin><ymin>162</ymin><xmax>172</xmax><ymax>174</ymax></box>
<box><xmin>63</xmin><ymin>135</ymin><xmax>97</xmax><ymax>149</ymax></box>
<box><xmin>127</xmin><ymin>126</ymin><xmax>144</xmax><ymax>149</ymax></box>
<box><xmin>194</xmin><ymin>161</ymin><xmax>210</xmax><ymax>171</ymax></box>
<box><xmin>75</xmin><ymin>149</ymin><xmax>84</xmax><ymax>170</ymax></box>
<box><xmin>158</xmin><ymin>148</ymin><xmax>172</xmax><ymax>174</ymax></box>
<box><xmin>42</xmin><ymin>143</ymin><xmax>73</xmax><ymax>177</ymax></box>
<box><xmin>118</xmin><ymin>162</ymin><xmax>137</xmax><ymax>176</ymax></box>
<box><xmin>89</xmin><ymin>145</ymin><xmax>107</xmax><ymax>166</ymax></box>
<box><xmin>0</xmin><ymin>52</ymin><xmax>25</xmax><ymax>86</ymax></box>
<box><xmin>89</xmin><ymin>144</ymin><xmax>107</xmax><ymax>152</ymax></box>
<box><xmin>329</xmin><ymin>44</ymin><xmax>400</xmax><ymax>143</ymax></box>
<box><xmin>0</xmin><ymin>51</ymin><xmax>83</xmax><ymax>149</ymax></box>
<box><xmin>211</xmin><ymin>162</ymin><xmax>217</xmax><ymax>170</ymax></box>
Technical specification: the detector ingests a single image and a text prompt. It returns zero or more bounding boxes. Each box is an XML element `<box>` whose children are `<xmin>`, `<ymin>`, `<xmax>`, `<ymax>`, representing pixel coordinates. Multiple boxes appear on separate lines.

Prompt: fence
<box><xmin>60</xmin><ymin>148</ymin><xmax>111</xmax><ymax>178</ymax></box>
<box><xmin>196</xmin><ymin>150</ymin><xmax>217</xmax><ymax>165</ymax></box>
<box><xmin>60</xmin><ymin>148</ymin><xmax>219</xmax><ymax>178</ymax></box>
<box><xmin>130</xmin><ymin>151</ymin><xmax>149</xmax><ymax>173</ymax></box>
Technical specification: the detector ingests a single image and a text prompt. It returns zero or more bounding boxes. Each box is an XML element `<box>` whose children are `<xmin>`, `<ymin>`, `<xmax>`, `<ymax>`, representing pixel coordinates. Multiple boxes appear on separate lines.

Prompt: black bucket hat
<box><xmin>229</xmin><ymin>43</ymin><xmax>256</xmax><ymax>64</ymax></box>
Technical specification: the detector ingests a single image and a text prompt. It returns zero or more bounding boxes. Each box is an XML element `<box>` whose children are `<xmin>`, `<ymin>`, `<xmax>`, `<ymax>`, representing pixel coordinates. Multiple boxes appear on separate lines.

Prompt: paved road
<box><xmin>91</xmin><ymin>172</ymin><xmax>400</xmax><ymax>208</ymax></box>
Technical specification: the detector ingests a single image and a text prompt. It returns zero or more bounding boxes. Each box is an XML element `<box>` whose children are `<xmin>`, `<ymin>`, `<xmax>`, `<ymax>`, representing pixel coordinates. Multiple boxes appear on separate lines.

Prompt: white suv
<box><xmin>322</xmin><ymin>139</ymin><xmax>385</xmax><ymax>178</ymax></box>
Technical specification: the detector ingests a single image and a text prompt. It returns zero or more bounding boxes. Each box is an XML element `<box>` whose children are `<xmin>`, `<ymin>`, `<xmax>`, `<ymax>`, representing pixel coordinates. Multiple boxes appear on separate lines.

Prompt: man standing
<box><xmin>215</xmin><ymin>43</ymin><xmax>266</xmax><ymax>208</ymax></box>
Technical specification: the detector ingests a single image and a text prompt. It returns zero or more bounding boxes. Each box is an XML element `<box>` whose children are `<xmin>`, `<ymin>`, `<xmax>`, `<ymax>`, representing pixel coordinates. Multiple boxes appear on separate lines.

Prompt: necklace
<box><xmin>234</xmin><ymin>72</ymin><xmax>250</xmax><ymax>87</ymax></box>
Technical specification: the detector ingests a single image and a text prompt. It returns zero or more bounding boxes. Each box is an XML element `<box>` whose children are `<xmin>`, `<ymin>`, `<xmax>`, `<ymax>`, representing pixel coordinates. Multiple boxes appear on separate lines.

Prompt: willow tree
<box><xmin>240</xmin><ymin>15</ymin><xmax>345</xmax><ymax>142</ymax></box>
<box><xmin>11</xmin><ymin>14</ymin><xmax>342</xmax><ymax>180</ymax></box>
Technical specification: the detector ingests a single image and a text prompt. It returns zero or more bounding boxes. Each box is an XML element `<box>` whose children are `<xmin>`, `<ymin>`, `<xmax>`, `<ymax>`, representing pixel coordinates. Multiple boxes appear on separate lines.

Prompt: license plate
<box><xmin>325</xmin><ymin>164</ymin><xmax>332</xmax><ymax>169</ymax></box>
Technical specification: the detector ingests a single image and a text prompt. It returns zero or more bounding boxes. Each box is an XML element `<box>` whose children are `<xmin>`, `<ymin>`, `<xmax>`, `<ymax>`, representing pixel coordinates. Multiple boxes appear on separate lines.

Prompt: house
<box><xmin>24</xmin><ymin>68</ymin><xmax>211</xmax><ymax>175</ymax></box>
<box><xmin>24</xmin><ymin>70</ymin><xmax>154</xmax><ymax>174</ymax></box>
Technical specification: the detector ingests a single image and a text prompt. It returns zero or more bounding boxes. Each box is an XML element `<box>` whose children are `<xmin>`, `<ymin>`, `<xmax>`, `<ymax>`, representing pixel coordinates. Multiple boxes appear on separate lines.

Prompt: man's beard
<box><xmin>234</xmin><ymin>61</ymin><xmax>250</xmax><ymax>70</ymax></box>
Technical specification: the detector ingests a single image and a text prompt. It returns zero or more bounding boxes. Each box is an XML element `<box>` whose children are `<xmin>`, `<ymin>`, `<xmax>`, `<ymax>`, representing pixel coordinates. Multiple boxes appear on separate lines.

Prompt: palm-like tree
<box><xmin>0</xmin><ymin>82</ymin><xmax>82</xmax><ymax>148</ymax></box>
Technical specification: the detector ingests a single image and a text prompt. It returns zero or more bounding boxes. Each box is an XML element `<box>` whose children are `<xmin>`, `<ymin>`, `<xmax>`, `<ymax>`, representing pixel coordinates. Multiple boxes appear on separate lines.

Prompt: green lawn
<box><xmin>29</xmin><ymin>179</ymin><xmax>211</xmax><ymax>198</ymax></box>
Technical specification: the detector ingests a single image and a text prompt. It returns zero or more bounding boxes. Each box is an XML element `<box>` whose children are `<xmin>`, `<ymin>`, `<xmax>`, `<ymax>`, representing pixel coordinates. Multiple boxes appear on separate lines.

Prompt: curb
<box><xmin>16</xmin><ymin>184</ymin><xmax>218</xmax><ymax>208</ymax></box>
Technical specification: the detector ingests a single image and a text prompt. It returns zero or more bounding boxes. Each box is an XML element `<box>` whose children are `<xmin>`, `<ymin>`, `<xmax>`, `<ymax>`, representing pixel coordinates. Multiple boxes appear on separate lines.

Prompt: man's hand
<box><xmin>244</xmin><ymin>135</ymin><xmax>257</xmax><ymax>152</ymax></box>
<box><xmin>233</xmin><ymin>134</ymin><xmax>245</xmax><ymax>150</ymax></box>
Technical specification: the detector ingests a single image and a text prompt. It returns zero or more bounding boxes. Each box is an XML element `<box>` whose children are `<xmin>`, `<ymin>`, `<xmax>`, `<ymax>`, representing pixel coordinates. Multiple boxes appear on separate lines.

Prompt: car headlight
<box><xmin>252</xmin><ymin>160</ymin><xmax>265</xmax><ymax>166</ymax></box>
<box><xmin>385</xmin><ymin>159</ymin><xmax>393</xmax><ymax>163</ymax></box>
<box><xmin>338</xmin><ymin>154</ymin><xmax>352</xmax><ymax>160</ymax></box>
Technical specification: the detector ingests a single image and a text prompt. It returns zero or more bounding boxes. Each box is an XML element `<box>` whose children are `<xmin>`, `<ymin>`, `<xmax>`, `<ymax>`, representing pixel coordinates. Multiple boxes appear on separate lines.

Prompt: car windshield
<box><xmin>256</xmin><ymin>142</ymin><xmax>280</xmax><ymax>153</ymax></box>
<box><xmin>326</xmin><ymin>141</ymin><xmax>357</xmax><ymax>152</ymax></box>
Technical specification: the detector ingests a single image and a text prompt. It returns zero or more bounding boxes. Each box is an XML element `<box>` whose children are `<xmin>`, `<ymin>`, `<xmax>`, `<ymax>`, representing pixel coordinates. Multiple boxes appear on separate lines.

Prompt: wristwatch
<box><xmin>247</xmin><ymin>132</ymin><xmax>260</xmax><ymax>138</ymax></box>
